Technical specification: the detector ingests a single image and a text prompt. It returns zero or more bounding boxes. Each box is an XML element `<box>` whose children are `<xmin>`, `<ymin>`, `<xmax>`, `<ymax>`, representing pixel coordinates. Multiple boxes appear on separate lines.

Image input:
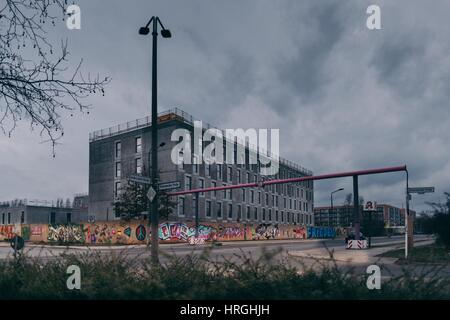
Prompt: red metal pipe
<box><xmin>167</xmin><ymin>165</ymin><xmax>407</xmax><ymax>196</ymax></box>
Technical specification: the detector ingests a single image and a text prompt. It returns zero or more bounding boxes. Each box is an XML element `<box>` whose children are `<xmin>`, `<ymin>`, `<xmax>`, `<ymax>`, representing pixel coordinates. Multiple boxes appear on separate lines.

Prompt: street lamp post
<box><xmin>139</xmin><ymin>16</ymin><xmax>171</xmax><ymax>265</ymax></box>
<box><xmin>330</xmin><ymin>188</ymin><xmax>344</xmax><ymax>227</ymax></box>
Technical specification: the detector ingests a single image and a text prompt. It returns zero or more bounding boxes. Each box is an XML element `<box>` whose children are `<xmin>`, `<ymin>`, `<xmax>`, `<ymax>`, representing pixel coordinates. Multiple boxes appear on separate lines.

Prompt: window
<box><xmin>135</xmin><ymin>158</ymin><xmax>142</xmax><ymax>174</ymax></box>
<box><xmin>246</xmin><ymin>172</ymin><xmax>250</xmax><ymax>183</ymax></box>
<box><xmin>212</xmin><ymin>181</ymin><xmax>217</xmax><ymax>198</ymax></box>
<box><xmin>275</xmin><ymin>210</ymin><xmax>279</xmax><ymax>222</ymax></box>
<box><xmin>258</xmin><ymin>192</ymin><xmax>261</xmax><ymax>204</ymax></box>
<box><xmin>7</xmin><ymin>212</ymin><xmax>11</xmax><ymax>224</ymax></box>
<box><xmin>192</xmin><ymin>195</ymin><xmax>198</xmax><ymax>215</ymax></box>
<box><xmin>115</xmin><ymin>141</ymin><xmax>121</xmax><ymax>158</ymax></box>
<box><xmin>67</xmin><ymin>213</ymin><xmax>72</xmax><ymax>224</ymax></box>
<box><xmin>205</xmin><ymin>164</ymin><xmax>211</xmax><ymax>177</ymax></box>
<box><xmin>217</xmin><ymin>164</ymin><xmax>222</xmax><ymax>180</ymax></box>
<box><xmin>21</xmin><ymin>211</ymin><xmax>25</xmax><ymax>224</ymax></box>
<box><xmin>265</xmin><ymin>194</ymin><xmax>269</xmax><ymax>206</ymax></box>
<box><xmin>115</xmin><ymin>162</ymin><xmax>121</xmax><ymax>178</ymax></box>
<box><xmin>250</xmin><ymin>190</ymin><xmax>255</xmax><ymax>203</ymax></box>
<box><xmin>193</xmin><ymin>155</ymin><xmax>199</xmax><ymax>174</ymax></box>
<box><xmin>237</xmin><ymin>205</ymin><xmax>242</xmax><ymax>221</ymax></box>
<box><xmin>198</xmin><ymin>178</ymin><xmax>205</xmax><ymax>196</ymax></box>
<box><xmin>1</xmin><ymin>213</ymin><xmax>4</xmax><ymax>225</ymax></box>
<box><xmin>237</xmin><ymin>169</ymin><xmax>241</xmax><ymax>183</ymax></box>
<box><xmin>269</xmin><ymin>209</ymin><xmax>272</xmax><ymax>222</ymax></box>
<box><xmin>246</xmin><ymin>206</ymin><xmax>250</xmax><ymax>220</ymax></box>
<box><xmin>50</xmin><ymin>212</ymin><xmax>55</xmax><ymax>224</ymax></box>
<box><xmin>254</xmin><ymin>207</ymin><xmax>258</xmax><ymax>221</ymax></box>
<box><xmin>135</xmin><ymin>137</ymin><xmax>142</xmax><ymax>153</ymax></box>
<box><xmin>242</xmin><ymin>189</ymin><xmax>246</xmax><ymax>202</ymax></box>
<box><xmin>206</xmin><ymin>200</ymin><xmax>212</xmax><ymax>218</ymax></box>
<box><xmin>228</xmin><ymin>204</ymin><xmax>233</xmax><ymax>219</ymax></box>
<box><xmin>114</xmin><ymin>182</ymin><xmax>122</xmax><ymax>200</ymax></box>
<box><xmin>185</xmin><ymin>175</ymin><xmax>192</xmax><ymax>190</ymax></box>
<box><xmin>178</xmin><ymin>197</ymin><xmax>185</xmax><ymax>216</ymax></box>
<box><xmin>227</xmin><ymin>188</ymin><xmax>232</xmax><ymax>200</ymax></box>
<box><xmin>262</xmin><ymin>209</ymin><xmax>266</xmax><ymax>221</ymax></box>
<box><xmin>217</xmin><ymin>202</ymin><xmax>222</xmax><ymax>218</ymax></box>
<box><xmin>226</xmin><ymin>166</ymin><xmax>232</xmax><ymax>182</ymax></box>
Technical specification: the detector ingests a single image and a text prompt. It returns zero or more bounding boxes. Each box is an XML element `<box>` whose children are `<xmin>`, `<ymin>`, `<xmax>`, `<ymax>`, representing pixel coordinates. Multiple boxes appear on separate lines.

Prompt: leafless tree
<box><xmin>0</xmin><ymin>0</ymin><xmax>109</xmax><ymax>154</ymax></box>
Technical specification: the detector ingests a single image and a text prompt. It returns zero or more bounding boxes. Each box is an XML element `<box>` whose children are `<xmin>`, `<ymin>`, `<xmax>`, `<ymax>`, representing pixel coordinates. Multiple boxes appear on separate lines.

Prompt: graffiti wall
<box><xmin>0</xmin><ymin>222</ymin><xmax>338</xmax><ymax>245</ymax></box>
<box><xmin>307</xmin><ymin>226</ymin><xmax>336</xmax><ymax>239</ymax></box>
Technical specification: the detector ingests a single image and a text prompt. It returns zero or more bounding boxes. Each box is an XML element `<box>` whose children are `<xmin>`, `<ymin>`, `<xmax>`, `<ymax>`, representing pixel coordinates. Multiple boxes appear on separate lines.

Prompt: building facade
<box><xmin>89</xmin><ymin>108</ymin><xmax>314</xmax><ymax>225</ymax></box>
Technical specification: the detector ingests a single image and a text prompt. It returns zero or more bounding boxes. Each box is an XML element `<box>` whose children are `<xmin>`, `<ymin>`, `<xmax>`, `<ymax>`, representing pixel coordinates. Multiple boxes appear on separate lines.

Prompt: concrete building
<box><xmin>0</xmin><ymin>199</ymin><xmax>88</xmax><ymax>225</ymax></box>
<box><xmin>89</xmin><ymin>108</ymin><xmax>314</xmax><ymax>225</ymax></box>
<box><xmin>314</xmin><ymin>203</ymin><xmax>412</xmax><ymax>228</ymax></box>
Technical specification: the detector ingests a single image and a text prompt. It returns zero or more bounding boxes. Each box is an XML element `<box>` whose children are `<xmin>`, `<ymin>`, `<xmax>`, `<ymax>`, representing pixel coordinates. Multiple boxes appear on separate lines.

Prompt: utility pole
<box><xmin>139</xmin><ymin>16</ymin><xmax>172</xmax><ymax>264</ymax></box>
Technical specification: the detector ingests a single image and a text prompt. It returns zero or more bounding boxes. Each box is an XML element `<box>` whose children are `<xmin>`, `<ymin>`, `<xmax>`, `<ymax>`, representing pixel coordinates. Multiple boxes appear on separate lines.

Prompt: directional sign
<box><xmin>129</xmin><ymin>175</ymin><xmax>152</xmax><ymax>185</ymax></box>
<box><xmin>147</xmin><ymin>186</ymin><xmax>157</xmax><ymax>202</ymax></box>
<box><xmin>408</xmin><ymin>187</ymin><xmax>435</xmax><ymax>194</ymax></box>
<box><xmin>158</xmin><ymin>181</ymin><xmax>181</xmax><ymax>192</ymax></box>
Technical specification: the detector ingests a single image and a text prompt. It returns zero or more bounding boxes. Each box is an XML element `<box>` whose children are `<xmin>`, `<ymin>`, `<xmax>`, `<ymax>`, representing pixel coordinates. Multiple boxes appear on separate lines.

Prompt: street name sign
<box><xmin>158</xmin><ymin>181</ymin><xmax>181</xmax><ymax>192</ymax></box>
<box><xmin>408</xmin><ymin>187</ymin><xmax>435</xmax><ymax>194</ymax></box>
<box><xmin>129</xmin><ymin>175</ymin><xmax>152</xmax><ymax>185</ymax></box>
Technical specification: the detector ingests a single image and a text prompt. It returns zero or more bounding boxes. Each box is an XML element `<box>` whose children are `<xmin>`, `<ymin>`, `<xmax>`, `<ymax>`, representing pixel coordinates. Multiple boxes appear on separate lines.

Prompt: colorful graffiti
<box><xmin>0</xmin><ymin>225</ymin><xmax>14</xmax><ymax>240</ymax></box>
<box><xmin>31</xmin><ymin>225</ymin><xmax>43</xmax><ymax>236</ymax></box>
<box><xmin>216</xmin><ymin>225</ymin><xmax>242</xmax><ymax>239</ymax></box>
<box><xmin>48</xmin><ymin>225</ymin><xmax>85</xmax><ymax>243</ymax></box>
<box><xmin>158</xmin><ymin>223</ymin><xmax>215</xmax><ymax>242</ymax></box>
<box><xmin>253</xmin><ymin>224</ymin><xmax>280</xmax><ymax>240</ymax></box>
<box><xmin>135</xmin><ymin>224</ymin><xmax>147</xmax><ymax>241</ymax></box>
<box><xmin>21</xmin><ymin>226</ymin><xmax>30</xmax><ymax>241</ymax></box>
<box><xmin>307</xmin><ymin>226</ymin><xmax>336</xmax><ymax>239</ymax></box>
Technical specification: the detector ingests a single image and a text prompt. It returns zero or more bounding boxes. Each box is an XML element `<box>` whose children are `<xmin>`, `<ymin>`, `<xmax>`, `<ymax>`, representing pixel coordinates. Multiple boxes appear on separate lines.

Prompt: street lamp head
<box><xmin>139</xmin><ymin>27</ymin><xmax>150</xmax><ymax>35</ymax></box>
<box><xmin>161</xmin><ymin>29</ymin><xmax>172</xmax><ymax>38</ymax></box>
<box><xmin>338</xmin><ymin>188</ymin><xmax>344</xmax><ymax>191</ymax></box>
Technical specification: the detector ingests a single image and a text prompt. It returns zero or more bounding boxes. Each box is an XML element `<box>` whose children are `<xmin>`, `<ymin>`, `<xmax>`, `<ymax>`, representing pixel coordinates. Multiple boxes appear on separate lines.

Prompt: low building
<box><xmin>314</xmin><ymin>203</ymin><xmax>409</xmax><ymax>228</ymax></box>
<box><xmin>0</xmin><ymin>199</ymin><xmax>88</xmax><ymax>225</ymax></box>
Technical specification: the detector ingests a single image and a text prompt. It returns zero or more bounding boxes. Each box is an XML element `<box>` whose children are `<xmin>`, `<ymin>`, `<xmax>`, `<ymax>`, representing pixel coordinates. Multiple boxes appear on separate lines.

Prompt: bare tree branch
<box><xmin>0</xmin><ymin>0</ymin><xmax>110</xmax><ymax>155</ymax></box>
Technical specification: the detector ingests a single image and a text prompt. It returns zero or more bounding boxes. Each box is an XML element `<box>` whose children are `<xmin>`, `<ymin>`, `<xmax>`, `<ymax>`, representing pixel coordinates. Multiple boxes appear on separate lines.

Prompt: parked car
<box><xmin>345</xmin><ymin>232</ymin><xmax>366</xmax><ymax>244</ymax></box>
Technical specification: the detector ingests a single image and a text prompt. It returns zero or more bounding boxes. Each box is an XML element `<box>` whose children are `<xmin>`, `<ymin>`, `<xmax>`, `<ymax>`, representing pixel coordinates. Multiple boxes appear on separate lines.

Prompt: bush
<box><xmin>0</xmin><ymin>249</ymin><xmax>449</xmax><ymax>299</ymax></box>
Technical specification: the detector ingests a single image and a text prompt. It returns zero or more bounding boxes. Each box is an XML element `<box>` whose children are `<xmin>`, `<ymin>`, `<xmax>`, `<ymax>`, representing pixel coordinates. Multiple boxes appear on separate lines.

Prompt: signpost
<box><xmin>129</xmin><ymin>175</ymin><xmax>152</xmax><ymax>185</ymax></box>
<box><xmin>363</xmin><ymin>201</ymin><xmax>377</xmax><ymax>248</ymax></box>
<box><xmin>408</xmin><ymin>187</ymin><xmax>435</xmax><ymax>194</ymax></box>
<box><xmin>157</xmin><ymin>181</ymin><xmax>181</xmax><ymax>192</ymax></box>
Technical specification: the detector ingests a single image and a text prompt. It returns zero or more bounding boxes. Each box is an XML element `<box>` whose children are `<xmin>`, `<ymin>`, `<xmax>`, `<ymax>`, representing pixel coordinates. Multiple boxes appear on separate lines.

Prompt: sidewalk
<box><xmin>288</xmin><ymin>239</ymin><xmax>434</xmax><ymax>264</ymax></box>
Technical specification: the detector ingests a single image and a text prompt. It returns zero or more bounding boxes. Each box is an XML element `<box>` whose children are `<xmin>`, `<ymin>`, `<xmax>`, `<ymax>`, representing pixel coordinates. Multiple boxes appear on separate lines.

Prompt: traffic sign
<box><xmin>158</xmin><ymin>181</ymin><xmax>181</xmax><ymax>191</ymax></box>
<box><xmin>147</xmin><ymin>187</ymin><xmax>156</xmax><ymax>202</ymax></box>
<box><xmin>363</xmin><ymin>201</ymin><xmax>377</xmax><ymax>211</ymax></box>
<box><xmin>129</xmin><ymin>175</ymin><xmax>152</xmax><ymax>185</ymax></box>
<box><xmin>408</xmin><ymin>187</ymin><xmax>435</xmax><ymax>194</ymax></box>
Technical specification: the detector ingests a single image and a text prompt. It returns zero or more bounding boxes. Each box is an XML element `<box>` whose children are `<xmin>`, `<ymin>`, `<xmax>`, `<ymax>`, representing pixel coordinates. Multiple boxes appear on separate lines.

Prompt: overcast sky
<box><xmin>1</xmin><ymin>0</ymin><xmax>449</xmax><ymax>212</ymax></box>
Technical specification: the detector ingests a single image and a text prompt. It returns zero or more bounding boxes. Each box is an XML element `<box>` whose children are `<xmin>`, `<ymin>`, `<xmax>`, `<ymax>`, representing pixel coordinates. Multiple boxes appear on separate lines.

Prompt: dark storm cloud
<box><xmin>1</xmin><ymin>0</ymin><xmax>449</xmax><ymax>212</ymax></box>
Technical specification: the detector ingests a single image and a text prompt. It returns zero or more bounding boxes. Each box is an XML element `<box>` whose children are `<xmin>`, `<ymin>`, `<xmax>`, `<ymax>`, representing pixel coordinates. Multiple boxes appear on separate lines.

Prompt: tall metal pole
<box><xmin>330</xmin><ymin>193</ymin><xmax>333</xmax><ymax>227</ymax></box>
<box><xmin>195</xmin><ymin>193</ymin><xmax>199</xmax><ymax>237</ymax></box>
<box><xmin>150</xmin><ymin>16</ymin><xmax>159</xmax><ymax>264</ymax></box>
<box><xmin>353</xmin><ymin>175</ymin><xmax>360</xmax><ymax>240</ymax></box>
<box><xmin>405</xmin><ymin>170</ymin><xmax>410</xmax><ymax>259</ymax></box>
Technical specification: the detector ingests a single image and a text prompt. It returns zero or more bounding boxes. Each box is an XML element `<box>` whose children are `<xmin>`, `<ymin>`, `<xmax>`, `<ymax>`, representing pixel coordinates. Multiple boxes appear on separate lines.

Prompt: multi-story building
<box><xmin>314</xmin><ymin>203</ymin><xmax>408</xmax><ymax>228</ymax></box>
<box><xmin>0</xmin><ymin>199</ymin><xmax>88</xmax><ymax>225</ymax></box>
<box><xmin>89</xmin><ymin>108</ymin><xmax>314</xmax><ymax>225</ymax></box>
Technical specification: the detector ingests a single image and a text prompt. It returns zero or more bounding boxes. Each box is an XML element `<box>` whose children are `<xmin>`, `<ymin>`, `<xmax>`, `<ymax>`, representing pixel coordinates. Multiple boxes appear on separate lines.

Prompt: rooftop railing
<box><xmin>89</xmin><ymin>107</ymin><xmax>313</xmax><ymax>176</ymax></box>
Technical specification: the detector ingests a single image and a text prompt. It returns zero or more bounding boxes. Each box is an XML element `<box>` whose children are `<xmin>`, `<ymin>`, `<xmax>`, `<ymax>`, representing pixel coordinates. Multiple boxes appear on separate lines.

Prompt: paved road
<box><xmin>0</xmin><ymin>234</ymin><xmax>428</xmax><ymax>262</ymax></box>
